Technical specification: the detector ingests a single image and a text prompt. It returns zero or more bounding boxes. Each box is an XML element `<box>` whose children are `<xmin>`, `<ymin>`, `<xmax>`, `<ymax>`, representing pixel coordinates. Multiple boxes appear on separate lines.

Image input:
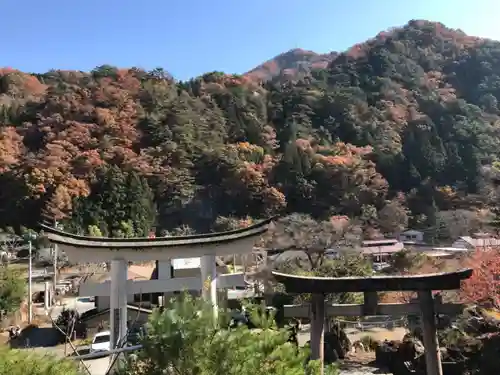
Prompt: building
<box><xmin>361</xmin><ymin>239</ymin><xmax>404</xmax><ymax>262</ymax></box>
<box><xmin>89</xmin><ymin>260</ymin><xmax>237</xmax><ymax>311</ymax></box>
<box><xmin>398</xmin><ymin>230</ymin><xmax>425</xmax><ymax>243</ymax></box>
<box><xmin>451</xmin><ymin>233</ymin><xmax>500</xmax><ymax>250</ymax></box>
<box><xmin>81</xmin><ymin>305</ymin><xmax>153</xmax><ymax>338</ymax></box>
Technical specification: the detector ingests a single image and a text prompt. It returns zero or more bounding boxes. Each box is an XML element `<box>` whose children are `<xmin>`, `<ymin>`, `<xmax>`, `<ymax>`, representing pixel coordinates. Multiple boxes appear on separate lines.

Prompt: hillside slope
<box><xmin>245</xmin><ymin>48</ymin><xmax>338</xmax><ymax>81</ymax></box>
<box><xmin>1</xmin><ymin>20</ymin><xmax>500</xmax><ymax>238</ymax></box>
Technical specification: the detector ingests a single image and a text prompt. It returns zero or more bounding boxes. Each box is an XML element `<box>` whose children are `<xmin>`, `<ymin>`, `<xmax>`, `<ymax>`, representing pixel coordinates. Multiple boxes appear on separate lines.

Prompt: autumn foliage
<box><xmin>1</xmin><ymin>20</ymin><xmax>500</xmax><ymax>237</ymax></box>
<box><xmin>461</xmin><ymin>248</ymin><xmax>500</xmax><ymax>309</ymax></box>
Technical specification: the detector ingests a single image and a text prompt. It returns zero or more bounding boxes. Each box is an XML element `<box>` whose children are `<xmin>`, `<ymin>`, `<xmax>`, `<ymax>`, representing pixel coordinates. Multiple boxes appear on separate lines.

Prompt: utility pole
<box><xmin>28</xmin><ymin>238</ymin><xmax>32</xmax><ymax>324</ymax></box>
<box><xmin>53</xmin><ymin>220</ymin><xmax>58</xmax><ymax>303</ymax></box>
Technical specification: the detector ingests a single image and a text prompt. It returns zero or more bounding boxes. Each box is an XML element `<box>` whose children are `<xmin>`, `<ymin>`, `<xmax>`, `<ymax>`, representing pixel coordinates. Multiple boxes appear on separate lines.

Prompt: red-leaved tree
<box><xmin>461</xmin><ymin>248</ymin><xmax>500</xmax><ymax>309</ymax></box>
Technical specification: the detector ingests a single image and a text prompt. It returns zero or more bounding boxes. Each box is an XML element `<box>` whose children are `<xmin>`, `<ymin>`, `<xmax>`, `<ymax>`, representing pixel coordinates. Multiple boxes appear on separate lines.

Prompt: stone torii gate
<box><xmin>273</xmin><ymin>269</ymin><xmax>473</xmax><ymax>375</ymax></box>
<box><xmin>40</xmin><ymin>218</ymin><xmax>273</xmax><ymax>350</ymax></box>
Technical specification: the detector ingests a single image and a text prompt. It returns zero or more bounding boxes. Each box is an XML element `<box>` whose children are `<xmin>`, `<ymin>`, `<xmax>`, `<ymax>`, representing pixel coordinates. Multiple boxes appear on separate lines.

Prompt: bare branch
<box><xmin>46</xmin><ymin>309</ymin><xmax>92</xmax><ymax>375</ymax></box>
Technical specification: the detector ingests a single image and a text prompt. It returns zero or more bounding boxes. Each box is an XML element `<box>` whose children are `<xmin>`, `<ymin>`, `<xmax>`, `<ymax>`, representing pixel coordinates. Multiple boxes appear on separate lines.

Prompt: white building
<box><xmin>398</xmin><ymin>230</ymin><xmax>425</xmax><ymax>243</ymax></box>
<box><xmin>87</xmin><ymin>259</ymin><xmax>250</xmax><ymax>311</ymax></box>
<box><xmin>362</xmin><ymin>239</ymin><xmax>404</xmax><ymax>262</ymax></box>
<box><xmin>451</xmin><ymin>233</ymin><xmax>500</xmax><ymax>250</ymax></box>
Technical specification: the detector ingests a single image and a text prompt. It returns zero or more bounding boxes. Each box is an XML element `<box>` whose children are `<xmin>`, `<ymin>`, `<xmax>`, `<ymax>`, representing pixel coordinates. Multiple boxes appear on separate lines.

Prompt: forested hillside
<box><xmin>245</xmin><ymin>48</ymin><xmax>338</xmax><ymax>81</ymax></box>
<box><xmin>2</xmin><ymin>19</ymin><xmax>500</xmax><ymax>239</ymax></box>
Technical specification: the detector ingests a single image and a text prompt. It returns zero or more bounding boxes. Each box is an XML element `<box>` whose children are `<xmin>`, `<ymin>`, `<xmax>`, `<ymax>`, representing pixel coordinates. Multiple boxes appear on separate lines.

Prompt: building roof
<box><xmin>421</xmin><ymin>251</ymin><xmax>454</xmax><ymax>258</ymax></box>
<box><xmin>97</xmin><ymin>264</ymin><xmax>156</xmax><ymax>282</ymax></box>
<box><xmin>362</xmin><ymin>239</ymin><xmax>399</xmax><ymax>246</ymax></box>
<box><xmin>432</xmin><ymin>247</ymin><xmax>470</xmax><ymax>252</ymax></box>
<box><xmin>456</xmin><ymin>236</ymin><xmax>500</xmax><ymax>247</ymax></box>
<box><xmin>81</xmin><ymin>305</ymin><xmax>153</xmax><ymax>322</ymax></box>
<box><xmin>361</xmin><ymin>239</ymin><xmax>404</xmax><ymax>255</ymax></box>
<box><xmin>401</xmin><ymin>230</ymin><xmax>423</xmax><ymax>235</ymax></box>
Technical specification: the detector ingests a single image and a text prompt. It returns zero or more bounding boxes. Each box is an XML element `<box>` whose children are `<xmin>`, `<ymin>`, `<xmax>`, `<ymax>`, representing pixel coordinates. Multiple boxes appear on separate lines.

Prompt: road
<box><xmin>82</xmin><ymin>357</ymin><xmax>112</xmax><ymax>374</ymax></box>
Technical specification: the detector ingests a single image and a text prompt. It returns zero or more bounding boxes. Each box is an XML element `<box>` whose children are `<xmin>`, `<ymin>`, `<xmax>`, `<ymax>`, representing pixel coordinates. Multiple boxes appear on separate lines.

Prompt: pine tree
<box><xmin>67</xmin><ymin>167</ymin><xmax>156</xmax><ymax>237</ymax></box>
<box><xmin>126</xmin><ymin>171</ymin><xmax>156</xmax><ymax>237</ymax></box>
<box><xmin>118</xmin><ymin>294</ymin><xmax>338</xmax><ymax>375</ymax></box>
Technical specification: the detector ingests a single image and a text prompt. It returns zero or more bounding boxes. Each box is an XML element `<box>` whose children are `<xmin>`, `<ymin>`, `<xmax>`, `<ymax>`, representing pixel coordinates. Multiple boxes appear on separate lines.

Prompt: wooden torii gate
<box><xmin>273</xmin><ymin>269</ymin><xmax>473</xmax><ymax>375</ymax></box>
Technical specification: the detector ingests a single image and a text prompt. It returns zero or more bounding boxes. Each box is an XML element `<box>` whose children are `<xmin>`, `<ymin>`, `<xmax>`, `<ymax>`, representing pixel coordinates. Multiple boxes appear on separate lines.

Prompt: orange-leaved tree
<box><xmin>460</xmin><ymin>248</ymin><xmax>500</xmax><ymax>309</ymax></box>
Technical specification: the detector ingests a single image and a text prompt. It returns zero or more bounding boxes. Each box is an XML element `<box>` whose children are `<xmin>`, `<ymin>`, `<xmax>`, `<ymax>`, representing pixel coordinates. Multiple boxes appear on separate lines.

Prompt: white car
<box><xmin>90</xmin><ymin>331</ymin><xmax>111</xmax><ymax>354</ymax></box>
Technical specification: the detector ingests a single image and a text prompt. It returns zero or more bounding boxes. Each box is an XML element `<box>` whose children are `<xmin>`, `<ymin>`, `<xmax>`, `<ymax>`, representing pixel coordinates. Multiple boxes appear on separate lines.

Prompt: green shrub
<box><xmin>0</xmin><ymin>346</ymin><xmax>83</xmax><ymax>375</ymax></box>
<box><xmin>118</xmin><ymin>294</ymin><xmax>339</xmax><ymax>375</ymax></box>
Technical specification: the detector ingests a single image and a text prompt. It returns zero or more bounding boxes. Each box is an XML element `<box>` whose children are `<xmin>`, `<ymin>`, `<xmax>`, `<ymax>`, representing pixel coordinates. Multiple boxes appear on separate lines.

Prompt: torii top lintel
<box><xmin>39</xmin><ymin>217</ymin><xmax>275</xmax><ymax>262</ymax></box>
<box><xmin>272</xmin><ymin>268</ymin><xmax>473</xmax><ymax>293</ymax></box>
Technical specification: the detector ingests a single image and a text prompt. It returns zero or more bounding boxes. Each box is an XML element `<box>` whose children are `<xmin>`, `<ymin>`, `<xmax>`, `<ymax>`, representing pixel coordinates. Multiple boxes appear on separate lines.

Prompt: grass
<box><xmin>7</xmin><ymin>263</ymin><xmax>28</xmax><ymax>274</ymax></box>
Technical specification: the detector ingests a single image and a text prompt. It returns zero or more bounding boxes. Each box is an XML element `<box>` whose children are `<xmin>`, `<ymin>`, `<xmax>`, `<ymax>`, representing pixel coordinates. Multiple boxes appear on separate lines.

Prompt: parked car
<box><xmin>90</xmin><ymin>330</ymin><xmax>111</xmax><ymax>354</ymax></box>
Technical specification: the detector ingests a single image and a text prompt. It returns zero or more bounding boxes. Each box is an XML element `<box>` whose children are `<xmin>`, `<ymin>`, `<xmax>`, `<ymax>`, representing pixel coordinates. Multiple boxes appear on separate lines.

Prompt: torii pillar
<box><xmin>201</xmin><ymin>254</ymin><xmax>218</xmax><ymax>318</ymax></box>
<box><xmin>110</xmin><ymin>258</ymin><xmax>128</xmax><ymax>348</ymax></box>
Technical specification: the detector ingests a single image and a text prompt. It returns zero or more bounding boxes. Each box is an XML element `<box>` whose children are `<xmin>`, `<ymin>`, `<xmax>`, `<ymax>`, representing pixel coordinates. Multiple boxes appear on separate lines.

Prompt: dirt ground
<box><xmin>345</xmin><ymin>327</ymin><xmax>407</xmax><ymax>342</ymax></box>
<box><xmin>297</xmin><ymin>326</ymin><xmax>407</xmax><ymax>346</ymax></box>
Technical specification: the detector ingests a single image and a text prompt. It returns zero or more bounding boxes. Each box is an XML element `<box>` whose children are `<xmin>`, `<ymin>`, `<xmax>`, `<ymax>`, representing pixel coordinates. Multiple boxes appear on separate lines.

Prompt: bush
<box><xmin>0</xmin><ymin>346</ymin><xmax>83</xmax><ymax>375</ymax></box>
<box><xmin>0</xmin><ymin>267</ymin><xmax>25</xmax><ymax>316</ymax></box>
<box><xmin>118</xmin><ymin>294</ymin><xmax>338</xmax><ymax>375</ymax></box>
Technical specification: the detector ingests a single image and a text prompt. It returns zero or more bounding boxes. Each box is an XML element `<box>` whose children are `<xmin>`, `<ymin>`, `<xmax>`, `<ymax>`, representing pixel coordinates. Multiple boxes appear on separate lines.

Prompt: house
<box><xmin>80</xmin><ymin>305</ymin><xmax>153</xmax><ymax>337</ymax></box>
<box><xmin>88</xmin><ymin>258</ymin><xmax>246</xmax><ymax>311</ymax></box>
<box><xmin>451</xmin><ymin>232</ymin><xmax>500</xmax><ymax>250</ymax></box>
<box><xmin>361</xmin><ymin>239</ymin><xmax>404</xmax><ymax>262</ymax></box>
<box><xmin>398</xmin><ymin>230</ymin><xmax>425</xmax><ymax>243</ymax></box>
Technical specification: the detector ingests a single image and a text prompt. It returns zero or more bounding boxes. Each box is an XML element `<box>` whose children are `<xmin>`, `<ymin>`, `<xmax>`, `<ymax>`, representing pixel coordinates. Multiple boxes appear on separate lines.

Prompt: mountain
<box><xmin>244</xmin><ymin>20</ymin><xmax>485</xmax><ymax>81</ymax></box>
<box><xmin>1</xmin><ymin>19</ymin><xmax>500</xmax><ymax>240</ymax></box>
<box><xmin>245</xmin><ymin>48</ymin><xmax>338</xmax><ymax>81</ymax></box>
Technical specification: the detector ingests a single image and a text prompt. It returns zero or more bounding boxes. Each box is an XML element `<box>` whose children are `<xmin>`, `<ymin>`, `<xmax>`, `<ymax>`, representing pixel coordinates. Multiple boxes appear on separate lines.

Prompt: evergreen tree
<box><xmin>126</xmin><ymin>171</ymin><xmax>157</xmax><ymax>236</ymax></box>
<box><xmin>118</xmin><ymin>294</ymin><xmax>337</xmax><ymax>375</ymax></box>
<box><xmin>67</xmin><ymin>167</ymin><xmax>156</xmax><ymax>237</ymax></box>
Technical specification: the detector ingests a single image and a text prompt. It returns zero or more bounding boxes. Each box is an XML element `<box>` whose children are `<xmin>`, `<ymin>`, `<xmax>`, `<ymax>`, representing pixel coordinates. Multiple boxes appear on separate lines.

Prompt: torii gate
<box><xmin>40</xmin><ymin>218</ymin><xmax>273</xmax><ymax>351</ymax></box>
<box><xmin>273</xmin><ymin>269</ymin><xmax>473</xmax><ymax>375</ymax></box>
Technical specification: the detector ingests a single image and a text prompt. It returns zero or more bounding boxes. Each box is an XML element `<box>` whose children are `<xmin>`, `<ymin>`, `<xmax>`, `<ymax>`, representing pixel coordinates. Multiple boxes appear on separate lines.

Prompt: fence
<box><xmin>337</xmin><ymin>316</ymin><xmax>407</xmax><ymax>331</ymax></box>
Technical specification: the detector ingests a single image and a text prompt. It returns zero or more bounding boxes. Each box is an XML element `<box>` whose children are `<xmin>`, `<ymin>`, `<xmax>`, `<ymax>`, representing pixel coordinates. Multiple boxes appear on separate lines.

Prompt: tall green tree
<box><xmin>69</xmin><ymin>166</ymin><xmax>156</xmax><ymax>237</ymax></box>
<box><xmin>0</xmin><ymin>266</ymin><xmax>24</xmax><ymax>316</ymax></box>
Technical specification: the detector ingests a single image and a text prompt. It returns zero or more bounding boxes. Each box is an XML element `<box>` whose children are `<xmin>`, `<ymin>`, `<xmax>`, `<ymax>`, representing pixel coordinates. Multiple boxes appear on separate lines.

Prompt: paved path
<box><xmin>82</xmin><ymin>357</ymin><xmax>111</xmax><ymax>375</ymax></box>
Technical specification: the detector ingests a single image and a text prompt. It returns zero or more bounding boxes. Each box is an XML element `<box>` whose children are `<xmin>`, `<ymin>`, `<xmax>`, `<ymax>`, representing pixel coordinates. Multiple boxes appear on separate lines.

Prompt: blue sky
<box><xmin>2</xmin><ymin>0</ymin><xmax>499</xmax><ymax>80</ymax></box>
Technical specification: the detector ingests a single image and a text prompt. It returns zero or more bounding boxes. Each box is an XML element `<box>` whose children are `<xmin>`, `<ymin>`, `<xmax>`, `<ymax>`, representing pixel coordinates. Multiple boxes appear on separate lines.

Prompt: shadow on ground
<box><xmin>9</xmin><ymin>326</ymin><xmax>60</xmax><ymax>348</ymax></box>
<box><xmin>67</xmin><ymin>347</ymin><xmax>110</xmax><ymax>360</ymax></box>
<box><xmin>67</xmin><ymin>347</ymin><xmax>90</xmax><ymax>357</ymax></box>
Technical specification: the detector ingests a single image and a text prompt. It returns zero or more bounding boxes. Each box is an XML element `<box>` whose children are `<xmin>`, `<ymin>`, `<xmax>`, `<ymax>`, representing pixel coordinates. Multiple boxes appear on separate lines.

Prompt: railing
<box><xmin>337</xmin><ymin>316</ymin><xmax>406</xmax><ymax>331</ymax></box>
